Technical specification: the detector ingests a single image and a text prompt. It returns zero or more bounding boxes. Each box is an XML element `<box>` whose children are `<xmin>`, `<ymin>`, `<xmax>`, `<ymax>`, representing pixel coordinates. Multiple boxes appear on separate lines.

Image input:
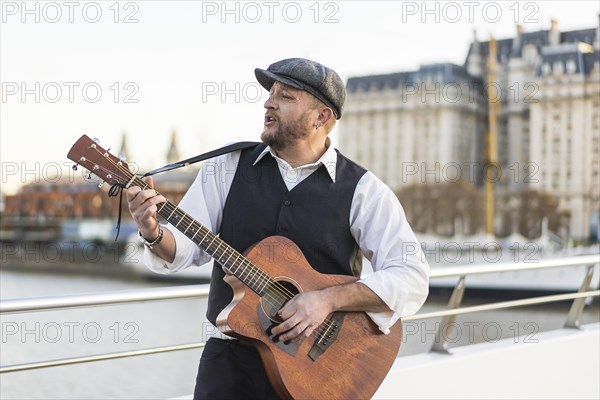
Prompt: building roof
<box><xmin>561</xmin><ymin>28</ymin><xmax>598</xmax><ymax>47</ymax></box>
<box><xmin>465</xmin><ymin>26</ymin><xmax>598</xmax><ymax>66</ymax></box>
<box><xmin>536</xmin><ymin>43</ymin><xmax>599</xmax><ymax>76</ymax></box>
<box><xmin>347</xmin><ymin>63</ymin><xmax>481</xmax><ymax>93</ymax></box>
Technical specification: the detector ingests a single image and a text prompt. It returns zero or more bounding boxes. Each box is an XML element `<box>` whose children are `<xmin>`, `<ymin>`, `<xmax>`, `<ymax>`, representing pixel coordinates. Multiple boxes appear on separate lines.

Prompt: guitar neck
<box><xmin>130</xmin><ymin>176</ymin><xmax>272</xmax><ymax>295</ymax></box>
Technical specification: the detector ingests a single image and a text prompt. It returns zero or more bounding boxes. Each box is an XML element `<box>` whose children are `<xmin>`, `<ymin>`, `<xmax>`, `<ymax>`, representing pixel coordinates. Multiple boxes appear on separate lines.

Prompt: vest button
<box><xmin>283</xmin><ymin>200</ymin><xmax>292</xmax><ymax>206</ymax></box>
<box><xmin>278</xmin><ymin>225</ymin><xmax>287</xmax><ymax>232</ymax></box>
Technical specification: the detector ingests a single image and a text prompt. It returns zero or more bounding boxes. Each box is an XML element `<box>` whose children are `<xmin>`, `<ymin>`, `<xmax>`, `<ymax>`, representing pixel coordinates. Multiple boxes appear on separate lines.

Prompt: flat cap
<box><xmin>255</xmin><ymin>58</ymin><xmax>346</xmax><ymax>119</ymax></box>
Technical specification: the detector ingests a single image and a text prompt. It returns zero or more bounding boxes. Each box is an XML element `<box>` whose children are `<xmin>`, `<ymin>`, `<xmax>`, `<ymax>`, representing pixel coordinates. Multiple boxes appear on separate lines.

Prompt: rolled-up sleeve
<box><xmin>143</xmin><ymin>226</ymin><xmax>206</xmax><ymax>274</ymax></box>
<box><xmin>350</xmin><ymin>172</ymin><xmax>429</xmax><ymax>334</ymax></box>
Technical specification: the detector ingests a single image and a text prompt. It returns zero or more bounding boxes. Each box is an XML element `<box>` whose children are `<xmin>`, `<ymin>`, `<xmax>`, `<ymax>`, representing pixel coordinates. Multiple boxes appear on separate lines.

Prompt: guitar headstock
<box><xmin>67</xmin><ymin>135</ymin><xmax>134</xmax><ymax>187</ymax></box>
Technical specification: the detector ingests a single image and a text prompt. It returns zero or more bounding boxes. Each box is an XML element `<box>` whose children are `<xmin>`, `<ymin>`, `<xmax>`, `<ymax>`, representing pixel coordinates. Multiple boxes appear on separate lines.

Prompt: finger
<box><xmin>129</xmin><ymin>194</ymin><xmax>156</xmax><ymax>219</ymax></box>
<box><xmin>139</xmin><ymin>198</ymin><xmax>167</xmax><ymax>221</ymax></box>
<box><xmin>271</xmin><ymin>315</ymin><xmax>300</xmax><ymax>337</ymax></box>
<box><xmin>142</xmin><ymin>204</ymin><xmax>159</xmax><ymax>220</ymax></box>
<box><xmin>141</xmin><ymin>194</ymin><xmax>167</xmax><ymax>207</ymax></box>
<box><xmin>126</xmin><ymin>186</ymin><xmax>141</xmax><ymax>202</ymax></box>
<box><xmin>277</xmin><ymin>305</ymin><xmax>293</xmax><ymax>321</ymax></box>
<box><xmin>292</xmin><ymin>320</ymin><xmax>321</xmax><ymax>343</ymax></box>
<box><xmin>127</xmin><ymin>187</ymin><xmax>155</xmax><ymax>206</ymax></box>
<box><xmin>279</xmin><ymin>321</ymin><xmax>312</xmax><ymax>343</ymax></box>
<box><xmin>126</xmin><ymin>176</ymin><xmax>155</xmax><ymax>201</ymax></box>
<box><xmin>129</xmin><ymin>189</ymin><xmax>164</xmax><ymax>210</ymax></box>
<box><xmin>277</xmin><ymin>296</ymin><xmax>300</xmax><ymax>320</ymax></box>
<box><xmin>127</xmin><ymin>190</ymin><xmax>147</xmax><ymax>213</ymax></box>
<box><xmin>144</xmin><ymin>176</ymin><xmax>154</xmax><ymax>190</ymax></box>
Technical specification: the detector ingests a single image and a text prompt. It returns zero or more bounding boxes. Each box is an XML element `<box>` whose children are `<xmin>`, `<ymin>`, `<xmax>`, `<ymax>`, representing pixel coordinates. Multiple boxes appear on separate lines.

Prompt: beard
<box><xmin>261</xmin><ymin>112</ymin><xmax>313</xmax><ymax>152</ymax></box>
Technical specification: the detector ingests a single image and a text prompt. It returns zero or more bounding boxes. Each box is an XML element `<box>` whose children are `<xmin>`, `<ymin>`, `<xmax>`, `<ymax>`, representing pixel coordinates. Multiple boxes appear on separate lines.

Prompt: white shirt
<box><xmin>143</xmin><ymin>142</ymin><xmax>429</xmax><ymax>334</ymax></box>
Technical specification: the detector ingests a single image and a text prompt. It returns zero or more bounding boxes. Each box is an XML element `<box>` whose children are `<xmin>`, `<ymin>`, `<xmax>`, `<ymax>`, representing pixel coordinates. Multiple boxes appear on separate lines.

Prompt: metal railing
<box><xmin>415</xmin><ymin>254</ymin><xmax>599</xmax><ymax>352</ymax></box>
<box><xmin>1</xmin><ymin>254</ymin><xmax>598</xmax><ymax>373</ymax></box>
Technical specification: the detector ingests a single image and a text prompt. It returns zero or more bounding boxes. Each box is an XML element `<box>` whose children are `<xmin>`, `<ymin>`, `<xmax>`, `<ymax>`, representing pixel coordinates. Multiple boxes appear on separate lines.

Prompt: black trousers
<box><xmin>193</xmin><ymin>337</ymin><xmax>281</xmax><ymax>400</ymax></box>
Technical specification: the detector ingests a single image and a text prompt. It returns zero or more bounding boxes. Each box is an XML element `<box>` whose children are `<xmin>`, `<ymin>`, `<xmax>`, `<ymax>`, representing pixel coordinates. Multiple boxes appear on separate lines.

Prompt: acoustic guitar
<box><xmin>67</xmin><ymin>134</ymin><xmax>402</xmax><ymax>399</ymax></box>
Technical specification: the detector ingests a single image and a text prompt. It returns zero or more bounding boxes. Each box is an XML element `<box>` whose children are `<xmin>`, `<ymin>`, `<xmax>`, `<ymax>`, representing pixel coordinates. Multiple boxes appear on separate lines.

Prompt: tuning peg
<box><xmin>72</xmin><ymin>164</ymin><xmax>78</xmax><ymax>171</ymax></box>
<box><xmin>86</xmin><ymin>172</ymin><xmax>93</xmax><ymax>180</ymax></box>
<box><xmin>93</xmin><ymin>137</ymin><xmax>100</xmax><ymax>143</ymax></box>
<box><xmin>98</xmin><ymin>181</ymin><xmax>104</xmax><ymax>189</ymax></box>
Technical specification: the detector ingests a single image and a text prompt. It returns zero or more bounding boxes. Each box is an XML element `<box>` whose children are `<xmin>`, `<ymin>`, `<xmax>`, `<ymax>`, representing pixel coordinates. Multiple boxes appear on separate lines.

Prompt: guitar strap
<box><xmin>142</xmin><ymin>141</ymin><xmax>261</xmax><ymax>177</ymax></box>
<box><xmin>111</xmin><ymin>141</ymin><xmax>260</xmax><ymax>241</ymax></box>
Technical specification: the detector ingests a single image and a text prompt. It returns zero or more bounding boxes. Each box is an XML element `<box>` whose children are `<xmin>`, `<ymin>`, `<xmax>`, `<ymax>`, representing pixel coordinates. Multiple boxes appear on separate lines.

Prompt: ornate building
<box><xmin>529</xmin><ymin>41</ymin><xmax>600</xmax><ymax>239</ymax></box>
<box><xmin>339</xmin><ymin>19</ymin><xmax>600</xmax><ymax>240</ymax></box>
<box><xmin>341</xmin><ymin>64</ymin><xmax>486</xmax><ymax>189</ymax></box>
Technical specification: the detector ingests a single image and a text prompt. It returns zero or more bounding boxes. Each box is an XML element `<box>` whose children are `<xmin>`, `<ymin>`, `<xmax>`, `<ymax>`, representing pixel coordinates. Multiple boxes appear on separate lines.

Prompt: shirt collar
<box><xmin>253</xmin><ymin>138</ymin><xmax>337</xmax><ymax>182</ymax></box>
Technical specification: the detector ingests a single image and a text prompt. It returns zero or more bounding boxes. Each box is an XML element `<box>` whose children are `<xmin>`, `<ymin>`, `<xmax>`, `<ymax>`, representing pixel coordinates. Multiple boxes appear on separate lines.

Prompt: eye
<box><xmin>281</xmin><ymin>90</ymin><xmax>295</xmax><ymax>100</ymax></box>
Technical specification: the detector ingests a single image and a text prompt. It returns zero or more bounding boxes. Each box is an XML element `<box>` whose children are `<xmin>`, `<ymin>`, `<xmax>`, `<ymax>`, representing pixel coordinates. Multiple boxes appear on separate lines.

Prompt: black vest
<box><xmin>206</xmin><ymin>144</ymin><xmax>367</xmax><ymax>325</ymax></box>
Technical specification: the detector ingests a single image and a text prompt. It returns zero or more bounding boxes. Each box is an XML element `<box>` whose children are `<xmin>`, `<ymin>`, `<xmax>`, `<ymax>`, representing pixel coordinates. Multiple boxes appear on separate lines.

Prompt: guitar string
<box><xmin>84</xmin><ymin>144</ymin><xmax>340</xmax><ymax>338</ymax></box>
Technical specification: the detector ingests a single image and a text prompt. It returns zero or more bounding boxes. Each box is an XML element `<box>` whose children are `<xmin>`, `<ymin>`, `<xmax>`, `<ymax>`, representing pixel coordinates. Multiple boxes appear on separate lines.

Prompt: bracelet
<box><xmin>138</xmin><ymin>225</ymin><xmax>164</xmax><ymax>250</ymax></box>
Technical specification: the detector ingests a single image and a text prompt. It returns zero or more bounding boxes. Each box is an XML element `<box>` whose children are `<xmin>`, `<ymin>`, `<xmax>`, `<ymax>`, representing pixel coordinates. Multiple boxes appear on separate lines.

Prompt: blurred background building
<box><xmin>339</xmin><ymin>18</ymin><xmax>600</xmax><ymax>241</ymax></box>
<box><xmin>1</xmin><ymin>131</ymin><xmax>196</xmax><ymax>243</ymax></box>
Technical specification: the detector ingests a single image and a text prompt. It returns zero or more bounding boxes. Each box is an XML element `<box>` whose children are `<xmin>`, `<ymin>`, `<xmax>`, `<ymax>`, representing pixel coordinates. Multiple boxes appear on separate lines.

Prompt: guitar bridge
<box><xmin>308</xmin><ymin>312</ymin><xmax>345</xmax><ymax>361</ymax></box>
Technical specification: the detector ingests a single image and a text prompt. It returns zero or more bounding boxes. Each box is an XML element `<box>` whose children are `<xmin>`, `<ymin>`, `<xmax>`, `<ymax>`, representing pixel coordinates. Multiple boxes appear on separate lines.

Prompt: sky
<box><xmin>1</xmin><ymin>0</ymin><xmax>599</xmax><ymax>195</ymax></box>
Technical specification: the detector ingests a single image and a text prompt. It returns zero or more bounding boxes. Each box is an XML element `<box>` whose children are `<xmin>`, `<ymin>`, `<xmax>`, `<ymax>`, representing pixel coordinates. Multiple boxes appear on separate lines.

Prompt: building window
<box><xmin>553</xmin><ymin>61</ymin><xmax>564</xmax><ymax>75</ymax></box>
<box><xmin>542</xmin><ymin>63</ymin><xmax>551</xmax><ymax>76</ymax></box>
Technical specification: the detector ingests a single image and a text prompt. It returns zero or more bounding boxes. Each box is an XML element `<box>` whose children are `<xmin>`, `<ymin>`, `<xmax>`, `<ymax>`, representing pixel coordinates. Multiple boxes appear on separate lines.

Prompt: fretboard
<box><xmin>132</xmin><ymin>176</ymin><xmax>273</xmax><ymax>295</ymax></box>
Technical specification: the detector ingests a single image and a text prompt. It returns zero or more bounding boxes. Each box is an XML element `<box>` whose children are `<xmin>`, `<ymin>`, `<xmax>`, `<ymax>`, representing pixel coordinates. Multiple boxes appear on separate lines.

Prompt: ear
<box><xmin>315</xmin><ymin>107</ymin><xmax>334</xmax><ymax>129</ymax></box>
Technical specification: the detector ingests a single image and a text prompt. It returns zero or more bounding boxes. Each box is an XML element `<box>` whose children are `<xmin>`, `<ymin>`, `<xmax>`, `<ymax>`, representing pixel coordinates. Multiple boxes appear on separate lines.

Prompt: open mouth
<box><xmin>264</xmin><ymin>115</ymin><xmax>277</xmax><ymax>126</ymax></box>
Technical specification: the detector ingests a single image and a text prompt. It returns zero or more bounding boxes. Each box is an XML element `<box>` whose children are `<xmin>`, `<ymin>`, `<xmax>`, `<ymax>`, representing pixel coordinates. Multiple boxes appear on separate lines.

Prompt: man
<box><xmin>127</xmin><ymin>58</ymin><xmax>429</xmax><ymax>399</ymax></box>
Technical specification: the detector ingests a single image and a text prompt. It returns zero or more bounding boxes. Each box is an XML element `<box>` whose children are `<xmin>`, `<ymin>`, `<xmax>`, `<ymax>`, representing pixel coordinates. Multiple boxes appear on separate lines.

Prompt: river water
<box><xmin>1</xmin><ymin>263</ymin><xmax>599</xmax><ymax>399</ymax></box>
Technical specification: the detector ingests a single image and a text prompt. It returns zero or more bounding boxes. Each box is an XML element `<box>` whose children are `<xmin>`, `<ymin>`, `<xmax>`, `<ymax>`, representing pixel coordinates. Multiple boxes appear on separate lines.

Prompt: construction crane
<box><xmin>485</xmin><ymin>37</ymin><xmax>499</xmax><ymax>235</ymax></box>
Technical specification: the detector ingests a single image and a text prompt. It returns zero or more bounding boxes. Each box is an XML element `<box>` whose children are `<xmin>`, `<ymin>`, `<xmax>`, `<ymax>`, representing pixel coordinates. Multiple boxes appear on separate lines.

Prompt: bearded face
<box><xmin>260</xmin><ymin>83</ymin><xmax>318</xmax><ymax>151</ymax></box>
<box><xmin>261</xmin><ymin>109</ymin><xmax>315</xmax><ymax>151</ymax></box>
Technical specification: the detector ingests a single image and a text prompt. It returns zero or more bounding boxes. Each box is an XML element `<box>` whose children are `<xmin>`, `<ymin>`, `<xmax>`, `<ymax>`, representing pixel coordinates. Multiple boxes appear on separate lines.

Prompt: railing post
<box><xmin>431</xmin><ymin>275</ymin><xmax>466</xmax><ymax>353</ymax></box>
<box><xmin>564</xmin><ymin>264</ymin><xmax>596</xmax><ymax>329</ymax></box>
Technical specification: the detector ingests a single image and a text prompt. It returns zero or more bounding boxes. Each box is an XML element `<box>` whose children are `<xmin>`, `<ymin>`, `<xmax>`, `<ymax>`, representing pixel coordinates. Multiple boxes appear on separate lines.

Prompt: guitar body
<box><xmin>217</xmin><ymin>236</ymin><xmax>402</xmax><ymax>400</ymax></box>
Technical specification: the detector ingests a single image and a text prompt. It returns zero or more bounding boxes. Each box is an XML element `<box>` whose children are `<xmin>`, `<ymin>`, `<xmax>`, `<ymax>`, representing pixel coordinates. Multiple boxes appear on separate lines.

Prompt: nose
<box><xmin>264</xmin><ymin>91</ymin><xmax>277</xmax><ymax>110</ymax></box>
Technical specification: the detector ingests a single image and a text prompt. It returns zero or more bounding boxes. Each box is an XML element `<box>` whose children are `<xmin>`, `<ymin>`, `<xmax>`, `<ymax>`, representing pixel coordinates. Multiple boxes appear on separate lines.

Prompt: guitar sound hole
<box><xmin>260</xmin><ymin>279</ymin><xmax>300</xmax><ymax>323</ymax></box>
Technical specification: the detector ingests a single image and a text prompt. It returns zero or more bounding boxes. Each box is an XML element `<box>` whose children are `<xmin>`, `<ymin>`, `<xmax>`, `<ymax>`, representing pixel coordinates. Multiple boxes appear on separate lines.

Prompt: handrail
<box><xmin>426</xmin><ymin>254</ymin><xmax>598</xmax><ymax>352</ymax></box>
<box><xmin>0</xmin><ymin>342</ymin><xmax>206</xmax><ymax>374</ymax></box>
<box><xmin>403</xmin><ymin>290</ymin><xmax>600</xmax><ymax>321</ymax></box>
<box><xmin>1</xmin><ymin>254</ymin><xmax>598</xmax><ymax>373</ymax></box>
<box><xmin>0</xmin><ymin>284</ymin><xmax>211</xmax><ymax>314</ymax></box>
<box><xmin>428</xmin><ymin>254</ymin><xmax>599</xmax><ymax>278</ymax></box>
